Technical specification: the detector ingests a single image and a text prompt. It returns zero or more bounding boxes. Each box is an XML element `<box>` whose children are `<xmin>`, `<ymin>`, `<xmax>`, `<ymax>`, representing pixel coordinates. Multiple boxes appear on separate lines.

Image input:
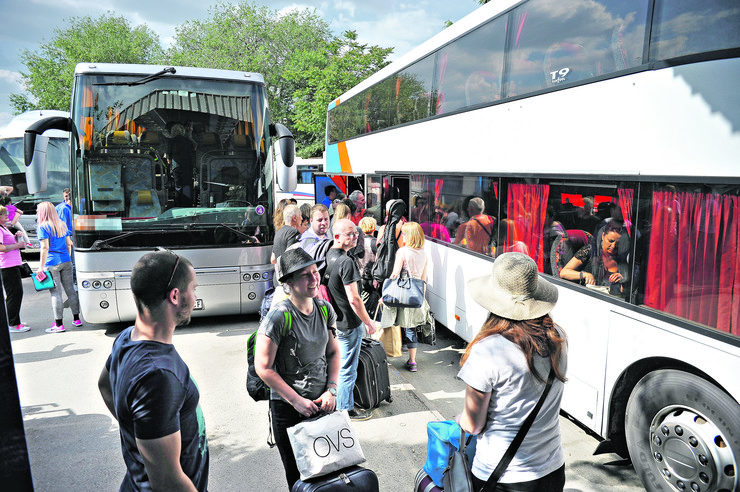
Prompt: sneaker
<box><xmin>45</xmin><ymin>324</ymin><xmax>65</xmax><ymax>333</ymax></box>
<box><xmin>72</xmin><ymin>319</ymin><xmax>83</xmax><ymax>327</ymax></box>
<box><xmin>348</xmin><ymin>408</ymin><xmax>373</xmax><ymax>421</ymax></box>
<box><xmin>406</xmin><ymin>360</ymin><xmax>418</xmax><ymax>372</ymax></box>
<box><xmin>9</xmin><ymin>324</ymin><xmax>30</xmax><ymax>333</ymax></box>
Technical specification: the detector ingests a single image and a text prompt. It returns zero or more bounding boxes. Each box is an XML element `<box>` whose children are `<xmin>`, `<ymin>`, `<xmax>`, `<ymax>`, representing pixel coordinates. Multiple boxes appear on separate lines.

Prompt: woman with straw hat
<box><xmin>458</xmin><ymin>252</ymin><xmax>567</xmax><ymax>491</ymax></box>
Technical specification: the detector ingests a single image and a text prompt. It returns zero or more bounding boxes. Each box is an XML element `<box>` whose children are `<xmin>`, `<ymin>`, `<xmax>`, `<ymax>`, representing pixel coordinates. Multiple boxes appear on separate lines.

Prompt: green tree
<box><xmin>285</xmin><ymin>31</ymin><xmax>393</xmax><ymax>157</ymax></box>
<box><xmin>167</xmin><ymin>2</ymin><xmax>333</xmax><ymax>138</ymax></box>
<box><xmin>10</xmin><ymin>12</ymin><xmax>163</xmax><ymax>113</ymax></box>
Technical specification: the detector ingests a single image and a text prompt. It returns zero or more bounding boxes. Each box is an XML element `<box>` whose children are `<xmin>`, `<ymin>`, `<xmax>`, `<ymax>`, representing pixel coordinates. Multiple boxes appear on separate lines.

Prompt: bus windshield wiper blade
<box><xmin>93</xmin><ymin>67</ymin><xmax>177</xmax><ymax>86</ymax></box>
<box><xmin>90</xmin><ymin>231</ymin><xmax>140</xmax><ymax>250</ymax></box>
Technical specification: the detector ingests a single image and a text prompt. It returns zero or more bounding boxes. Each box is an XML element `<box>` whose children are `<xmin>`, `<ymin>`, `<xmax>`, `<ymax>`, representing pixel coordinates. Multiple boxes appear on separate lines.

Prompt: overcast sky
<box><xmin>0</xmin><ymin>0</ymin><xmax>479</xmax><ymax>128</ymax></box>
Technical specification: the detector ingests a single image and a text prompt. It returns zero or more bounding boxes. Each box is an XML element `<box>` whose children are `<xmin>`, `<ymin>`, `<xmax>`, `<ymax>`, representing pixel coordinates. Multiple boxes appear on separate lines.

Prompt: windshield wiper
<box><xmin>93</xmin><ymin>67</ymin><xmax>176</xmax><ymax>86</ymax></box>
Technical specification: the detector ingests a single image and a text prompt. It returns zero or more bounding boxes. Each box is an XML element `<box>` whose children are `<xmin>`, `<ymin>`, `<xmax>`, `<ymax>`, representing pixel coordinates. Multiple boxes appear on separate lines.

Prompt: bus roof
<box><xmin>74</xmin><ymin>63</ymin><xmax>266</xmax><ymax>86</ymax></box>
<box><xmin>0</xmin><ymin>110</ymin><xmax>70</xmax><ymax>139</ymax></box>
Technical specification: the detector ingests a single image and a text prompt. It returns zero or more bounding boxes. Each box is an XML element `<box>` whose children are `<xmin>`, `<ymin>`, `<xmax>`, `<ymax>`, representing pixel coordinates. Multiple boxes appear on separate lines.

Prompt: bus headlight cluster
<box><xmin>81</xmin><ymin>279</ymin><xmax>113</xmax><ymax>290</ymax></box>
<box><xmin>243</xmin><ymin>272</ymin><xmax>271</xmax><ymax>282</ymax></box>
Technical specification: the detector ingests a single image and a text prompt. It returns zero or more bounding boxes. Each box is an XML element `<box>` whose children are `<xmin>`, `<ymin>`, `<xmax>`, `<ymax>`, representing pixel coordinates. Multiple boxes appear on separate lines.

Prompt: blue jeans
<box><xmin>337</xmin><ymin>325</ymin><xmax>363</xmax><ymax>411</ymax></box>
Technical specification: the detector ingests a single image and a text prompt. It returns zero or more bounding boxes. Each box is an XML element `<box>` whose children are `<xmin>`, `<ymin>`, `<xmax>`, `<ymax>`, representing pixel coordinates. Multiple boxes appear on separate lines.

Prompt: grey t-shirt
<box><xmin>258</xmin><ymin>298</ymin><xmax>337</xmax><ymax>402</ymax></box>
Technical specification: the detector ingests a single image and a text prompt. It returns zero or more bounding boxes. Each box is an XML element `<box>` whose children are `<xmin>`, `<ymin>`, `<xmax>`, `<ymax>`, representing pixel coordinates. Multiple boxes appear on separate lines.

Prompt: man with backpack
<box><xmin>325</xmin><ymin>219</ymin><xmax>380</xmax><ymax>421</ymax></box>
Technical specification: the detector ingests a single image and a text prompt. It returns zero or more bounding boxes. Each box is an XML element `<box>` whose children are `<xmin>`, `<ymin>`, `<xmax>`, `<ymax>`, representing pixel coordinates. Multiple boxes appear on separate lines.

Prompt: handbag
<box><xmin>32</xmin><ymin>271</ymin><xmax>55</xmax><ymax>291</ymax></box>
<box><xmin>381</xmin><ymin>268</ymin><xmax>425</xmax><ymax>308</ymax></box>
<box><xmin>443</xmin><ymin>367</ymin><xmax>557</xmax><ymax>492</ymax></box>
<box><xmin>442</xmin><ymin>428</ymin><xmax>474</xmax><ymax>492</ymax></box>
<box><xmin>19</xmin><ymin>262</ymin><xmax>33</xmax><ymax>278</ymax></box>
<box><xmin>423</xmin><ymin>420</ymin><xmax>476</xmax><ymax>487</ymax></box>
<box><xmin>287</xmin><ymin>410</ymin><xmax>366</xmax><ymax>481</ymax></box>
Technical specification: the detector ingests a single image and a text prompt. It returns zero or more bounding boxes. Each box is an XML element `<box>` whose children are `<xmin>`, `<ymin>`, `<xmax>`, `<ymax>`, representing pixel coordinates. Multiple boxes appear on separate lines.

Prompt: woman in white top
<box><xmin>384</xmin><ymin>221</ymin><xmax>431</xmax><ymax>372</ymax></box>
<box><xmin>458</xmin><ymin>252</ymin><xmax>567</xmax><ymax>491</ymax></box>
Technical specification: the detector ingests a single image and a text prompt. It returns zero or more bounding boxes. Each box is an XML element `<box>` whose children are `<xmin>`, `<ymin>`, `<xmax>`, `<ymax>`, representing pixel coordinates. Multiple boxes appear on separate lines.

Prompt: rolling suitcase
<box><xmin>353</xmin><ymin>338</ymin><xmax>393</xmax><ymax>409</ymax></box>
<box><xmin>414</xmin><ymin>468</ymin><xmax>443</xmax><ymax>492</ymax></box>
<box><xmin>291</xmin><ymin>465</ymin><xmax>379</xmax><ymax>492</ymax></box>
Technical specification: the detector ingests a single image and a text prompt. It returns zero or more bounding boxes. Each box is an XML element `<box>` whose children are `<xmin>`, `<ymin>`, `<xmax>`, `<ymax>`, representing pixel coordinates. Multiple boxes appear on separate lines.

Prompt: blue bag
<box><xmin>381</xmin><ymin>269</ymin><xmax>425</xmax><ymax>308</ymax></box>
<box><xmin>423</xmin><ymin>420</ymin><xmax>476</xmax><ymax>487</ymax></box>
<box><xmin>32</xmin><ymin>271</ymin><xmax>55</xmax><ymax>291</ymax></box>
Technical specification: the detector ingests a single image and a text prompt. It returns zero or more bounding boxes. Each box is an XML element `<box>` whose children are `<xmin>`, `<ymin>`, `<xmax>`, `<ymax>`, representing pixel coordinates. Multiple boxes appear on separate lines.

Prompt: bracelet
<box><xmin>327</xmin><ymin>380</ymin><xmax>337</xmax><ymax>387</ymax></box>
<box><xmin>579</xmin><ymin>271</ymin><xmax>584</xmax><ymax>283</ymax></box>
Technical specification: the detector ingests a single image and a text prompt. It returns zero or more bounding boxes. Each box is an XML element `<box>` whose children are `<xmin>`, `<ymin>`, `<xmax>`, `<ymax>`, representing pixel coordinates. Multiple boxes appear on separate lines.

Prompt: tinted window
<box><xmin>436</xmin><ymin>16</ymin><xmax>507</xmax><ymax>114</ymax></box>
<box><xmin>506</xmin><ymin>0</ymin><xmax>648</xmax><ymax>96</ymax></box>
<box><xmin>650</xmin><ymin>0</ymin><xmax>740</xmax><ymax>60</ymax></box>
<box><xmin>392</xmin><ymin>54</ymin><xmax>437</xmax><ymax>126</ymax></box>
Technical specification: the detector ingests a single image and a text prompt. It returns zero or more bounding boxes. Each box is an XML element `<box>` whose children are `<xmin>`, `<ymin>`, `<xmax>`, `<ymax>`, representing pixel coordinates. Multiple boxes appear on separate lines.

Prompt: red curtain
<box><xmin>507</xmin><ymin>183</ymin><xmax>549</xmax><ymax>272</ymax></box>
<box><xmin>617</xmin><ymin>188</ymin><xmax>633</xmax><ymax>237</ymax></box>
<box><xmin>644</xmin><ymin>191</ymin><xmax>740</xmax><ymax>336</ymax></box>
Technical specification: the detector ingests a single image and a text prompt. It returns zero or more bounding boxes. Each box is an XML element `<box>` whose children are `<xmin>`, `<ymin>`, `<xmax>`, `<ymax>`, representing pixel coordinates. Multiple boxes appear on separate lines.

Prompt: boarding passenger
<box><xmin>255</xmin><ymin>248</ymin><xmax>340</xmax><ymax>490</ymax></box>
<box><xmin>459</xmin><ymin>252</ymin><xmax>567</xmax><ymax>492</ymax></box>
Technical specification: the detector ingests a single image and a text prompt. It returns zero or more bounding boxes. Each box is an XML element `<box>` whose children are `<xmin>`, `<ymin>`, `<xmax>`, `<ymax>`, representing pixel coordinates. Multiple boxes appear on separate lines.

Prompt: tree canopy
<box><xmin>10</xmin><ymin>12</ymin><xmax>163</xmax><ymax>113</ymax></box>
<box><xmin>285</xmin><ymin>30</ymin><xmax>392</xmax><ymax>157</ymax></box>
<box><xmin>11</xmin><ymin>2</ymin><xmax>394</xmax><ymax>157</ymax></box>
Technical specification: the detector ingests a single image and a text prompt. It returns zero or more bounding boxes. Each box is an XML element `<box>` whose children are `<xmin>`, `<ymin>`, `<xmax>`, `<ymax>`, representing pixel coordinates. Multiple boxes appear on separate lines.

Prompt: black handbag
<box><xmin>443</xmin><ymin>367</ymin><xmax>556</xmax><ymax>492</ymax></box>
<box><xmin>19</xmin><ymin>262</ymin><xmax>33</xmax><ymax>278</ymax></box>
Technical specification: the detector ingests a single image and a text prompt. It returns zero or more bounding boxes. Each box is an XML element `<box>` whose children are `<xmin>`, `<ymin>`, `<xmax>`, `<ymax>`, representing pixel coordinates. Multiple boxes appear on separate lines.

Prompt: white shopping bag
<box><xmin>287</xmin><ymin>410</ymin><xmax>366</xmax><ymax>480</ymax></box>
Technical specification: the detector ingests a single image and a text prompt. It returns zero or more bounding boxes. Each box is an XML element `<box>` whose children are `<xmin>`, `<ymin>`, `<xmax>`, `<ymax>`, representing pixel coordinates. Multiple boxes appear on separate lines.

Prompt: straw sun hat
<box><xmin>467</xmin><ymin>252</ymin><xmax>558</xmax><ymax>321</ymax></box>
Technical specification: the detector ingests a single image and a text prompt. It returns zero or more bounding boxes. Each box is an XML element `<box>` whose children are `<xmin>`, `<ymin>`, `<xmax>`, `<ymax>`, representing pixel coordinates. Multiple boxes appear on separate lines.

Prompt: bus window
<box><xmin>639</xmin><ymin>182</ymin><xmax>740</xmax><ymax>336</ymax></box>
<box><xmin>506</xmin><ymin>0</ymin><xmax>648</xmax><ymax>96</ymax></box>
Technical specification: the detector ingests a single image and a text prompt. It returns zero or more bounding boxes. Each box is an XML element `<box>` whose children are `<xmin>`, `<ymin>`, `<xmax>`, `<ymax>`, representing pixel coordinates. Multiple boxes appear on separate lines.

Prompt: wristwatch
<box><xmin>328</xmin><ymin>387</ymin><xmax>337</xmax><ymax>396</ymax></box>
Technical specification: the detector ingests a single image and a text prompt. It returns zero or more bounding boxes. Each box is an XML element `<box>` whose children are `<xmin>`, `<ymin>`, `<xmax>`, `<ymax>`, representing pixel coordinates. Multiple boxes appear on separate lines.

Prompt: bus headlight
<box><xmin>100</xmin><ymin>301</ymin><xmax>109</xmax><ymax>309</ymax></box>
<box><xmin>82</xmin><ymin>280</ymin><xmax>91</xmax><ymax>289</ymax></box>
<box><xmin>103</xmin><ymin>280</ymin><xmax>113</xmax><ymax>289</ymax></box>
<box><xmin>92</xmin><ymin>280</ymin><xmax>102</xmax><ymax>289</ymax></box>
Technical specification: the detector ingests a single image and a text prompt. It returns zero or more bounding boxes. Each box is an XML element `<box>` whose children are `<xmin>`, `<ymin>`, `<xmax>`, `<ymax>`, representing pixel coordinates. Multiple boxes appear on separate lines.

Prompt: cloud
<box><xmin>0</xmin><ymin>71</ymin><xmax>23</xmax><ymax>88</ymax></box>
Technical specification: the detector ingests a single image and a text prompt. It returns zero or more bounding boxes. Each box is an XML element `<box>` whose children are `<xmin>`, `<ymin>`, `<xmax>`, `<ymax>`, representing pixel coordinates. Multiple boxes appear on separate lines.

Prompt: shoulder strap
<box><xmin>282</xmin><ymin>310</ymin><xmax>292</xmax><ymax>336</ymax></box>
<box><xmin>322</xmin><ymin>250</ymin><xmax>340</xmax><ymax>285</ymax></box>
<box><xmin>473</xmin><ymin>215</ymin><xmax>495</xmax><ymax>241</ymax></box>
<box><xmin>482</xmin><ymin>367</ymin><xmax>556</xmax><ymax>491</ymax></box>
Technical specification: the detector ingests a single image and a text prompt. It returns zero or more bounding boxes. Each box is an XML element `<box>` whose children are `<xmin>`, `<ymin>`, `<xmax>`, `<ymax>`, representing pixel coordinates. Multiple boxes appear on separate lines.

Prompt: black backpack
<box><xmin>246</xmin><ymin>302</ymin><xmax>330</xmax><ymax>402</ymax></box>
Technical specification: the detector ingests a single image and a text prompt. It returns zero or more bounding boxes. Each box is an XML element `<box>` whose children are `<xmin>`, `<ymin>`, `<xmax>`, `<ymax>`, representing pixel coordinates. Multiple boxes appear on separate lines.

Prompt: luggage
<box><xmin>414</xmin><ymin>468</ymin><xmax>443</xmax><ymax>492</ymax></box>
<box><xmin>291</xmin><ymin>465</ymin><xmax>379</xmax><ymax>492</ymax></box>
<box><xmin>353</xmin><ymin>338</ymin><xmax>393</xmax><ymax>409</ymax></box>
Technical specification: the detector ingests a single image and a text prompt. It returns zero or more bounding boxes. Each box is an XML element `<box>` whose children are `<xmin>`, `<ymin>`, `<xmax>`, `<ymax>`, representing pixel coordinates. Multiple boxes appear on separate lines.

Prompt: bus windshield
<box><xmin>71</xmin><ymin>71</ymin><xmax>273</xmax><ymax>250</ymax></box>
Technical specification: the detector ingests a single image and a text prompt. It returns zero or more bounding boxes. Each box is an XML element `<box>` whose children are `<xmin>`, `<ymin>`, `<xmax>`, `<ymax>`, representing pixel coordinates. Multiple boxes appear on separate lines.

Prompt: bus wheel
<box><xmin>625</xmin><ymin>369</ymin><xmax>739</xmax><ymax>492</ymax></box>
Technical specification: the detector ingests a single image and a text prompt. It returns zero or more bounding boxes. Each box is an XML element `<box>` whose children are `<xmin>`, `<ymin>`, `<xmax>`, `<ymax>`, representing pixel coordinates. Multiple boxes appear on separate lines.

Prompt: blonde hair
<box><xmin>37</xmin><ymin>201</ymin><xmax>68</xmax><ymax>237</ymax></box>
<box><xmin>0</xmin><ymin>206</ymin><xmax>6</xmax><ymax>216</ymax></box>
<box><xmin>359</xmin><ymin>216</ymin><xmax>377</xmax><ymax>234</ymax></box>
<box><xmin>402</xmin><ymin>221</ymin><xmax>424</xmax><ymax>249</ymax></box>
<box><xmin>333</xmin><ymin>203</ymin><xmax>351</xmax><ymax>221</ymax></box>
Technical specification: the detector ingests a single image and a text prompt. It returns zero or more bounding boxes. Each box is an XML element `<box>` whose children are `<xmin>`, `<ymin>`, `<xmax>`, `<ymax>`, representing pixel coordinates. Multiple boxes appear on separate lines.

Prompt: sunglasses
<box><xmin>157</xmin><ymin>247</ymin><xmax>180</xmax><ymax>298</ymax></box>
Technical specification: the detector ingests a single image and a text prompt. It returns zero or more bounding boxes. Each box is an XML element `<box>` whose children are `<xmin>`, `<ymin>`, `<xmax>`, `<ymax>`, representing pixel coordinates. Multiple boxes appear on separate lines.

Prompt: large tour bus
<box><xmin>25</xmin><ymin>63</ymin><xmax>296</xmax><ymax>323</ymax></box>
<box><xmin>0</xmin><ymin>110</ymin><xmax>70</xmax><ymax>245</ymax></box>
<box><xmin>324</xmin><ymin>1</ymin><xmax>740</xmax><ymax>491</ymax></box>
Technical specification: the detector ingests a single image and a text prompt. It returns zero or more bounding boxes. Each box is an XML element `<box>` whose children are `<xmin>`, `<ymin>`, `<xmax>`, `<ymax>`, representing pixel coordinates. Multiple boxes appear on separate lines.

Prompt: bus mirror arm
<box><xmin>24</xmin><ymin>116</ymin><xmax>75</xmax><ymax>167</ymax></box>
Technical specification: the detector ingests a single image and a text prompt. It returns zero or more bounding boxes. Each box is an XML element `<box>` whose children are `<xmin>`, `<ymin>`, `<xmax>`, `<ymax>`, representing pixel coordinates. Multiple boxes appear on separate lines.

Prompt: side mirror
<box><xmin>24</xmin><ymin>116</ymin><xmax>74</xmax><ymax>194</ymax></box>
<box><xmin>270</xmin><ymin>123</ymin><xmax>296</xmax><ymax>192</ymax></box>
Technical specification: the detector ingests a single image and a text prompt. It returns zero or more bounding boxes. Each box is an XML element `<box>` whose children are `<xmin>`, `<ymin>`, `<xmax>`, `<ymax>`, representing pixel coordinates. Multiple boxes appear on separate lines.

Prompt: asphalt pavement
<box><xmin>9</xmin><ymin>263</ymin><xmax>644</xmax><ymax>491</ymax></box>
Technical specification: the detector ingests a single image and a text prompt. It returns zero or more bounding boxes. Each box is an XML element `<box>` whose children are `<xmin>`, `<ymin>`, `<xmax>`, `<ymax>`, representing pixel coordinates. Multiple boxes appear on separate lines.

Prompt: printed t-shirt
<box><xmin>105</xmin><ymin>327</ymin><xmax>209</xmax><ymax>491</ymax></box>
<box><xmin>258</xmin><ymin>298</ymin><xmax>337</xmax><ymax>401</ymax></box>
<box><xmin>457</xmin><ymin>333</ymin><xmax>566</xmax><ymax>484</ymax></box>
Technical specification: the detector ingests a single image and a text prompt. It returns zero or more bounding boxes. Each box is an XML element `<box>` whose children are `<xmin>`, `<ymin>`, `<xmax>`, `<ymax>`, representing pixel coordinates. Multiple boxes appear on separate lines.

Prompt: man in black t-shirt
<box><xmin>326</xmin><ymin>219</ymin><xmax>380</xmax><ymax>421</ymax></box>
<box><xmin>98</xmin><ymin>251</ymin><xmax>209</xmax><ymax>491</ymax></box>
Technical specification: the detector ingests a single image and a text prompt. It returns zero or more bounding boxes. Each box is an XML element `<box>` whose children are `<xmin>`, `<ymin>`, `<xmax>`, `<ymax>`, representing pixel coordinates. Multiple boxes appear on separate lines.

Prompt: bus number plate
<box><xmin>194</xmin><ymin>299</ymin><xmax>204</xmax><ymax>310</ymax></box>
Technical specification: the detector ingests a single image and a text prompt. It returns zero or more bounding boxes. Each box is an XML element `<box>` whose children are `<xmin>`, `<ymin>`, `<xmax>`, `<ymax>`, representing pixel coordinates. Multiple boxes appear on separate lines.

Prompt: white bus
<box><xmin>25</xmin><ymin>63</ymin><xmax>296</xmax><ymax>323</ymax></box>
<box><xmin>325</xmin><ymin>1</ymin><xmax>740</xmax><ymax>491</ymax></box>
<box><xmin>0</xmin><ymin>110</ymin><xmax>70</xmax><ymax>245</ymax></box>
<box><xmin>275</xmin><ymin>156</ymin><xmax>324</xmax><ymax>206</ymax></box>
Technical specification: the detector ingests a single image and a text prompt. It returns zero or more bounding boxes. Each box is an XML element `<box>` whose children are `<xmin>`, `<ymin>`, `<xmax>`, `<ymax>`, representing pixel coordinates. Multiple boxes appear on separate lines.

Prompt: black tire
<box><xmin>625</xmin><ymin>369</ymin><xmax>740</xmax><ymax>492</ymax></box>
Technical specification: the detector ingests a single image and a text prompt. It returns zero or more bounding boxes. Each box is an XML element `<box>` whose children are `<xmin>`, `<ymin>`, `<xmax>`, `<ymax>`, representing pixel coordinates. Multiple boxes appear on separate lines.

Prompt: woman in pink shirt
<box><xmin>0</xmin><ymin>205</ymin><xmax>29</xmax><ymax>332</ymax></box>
